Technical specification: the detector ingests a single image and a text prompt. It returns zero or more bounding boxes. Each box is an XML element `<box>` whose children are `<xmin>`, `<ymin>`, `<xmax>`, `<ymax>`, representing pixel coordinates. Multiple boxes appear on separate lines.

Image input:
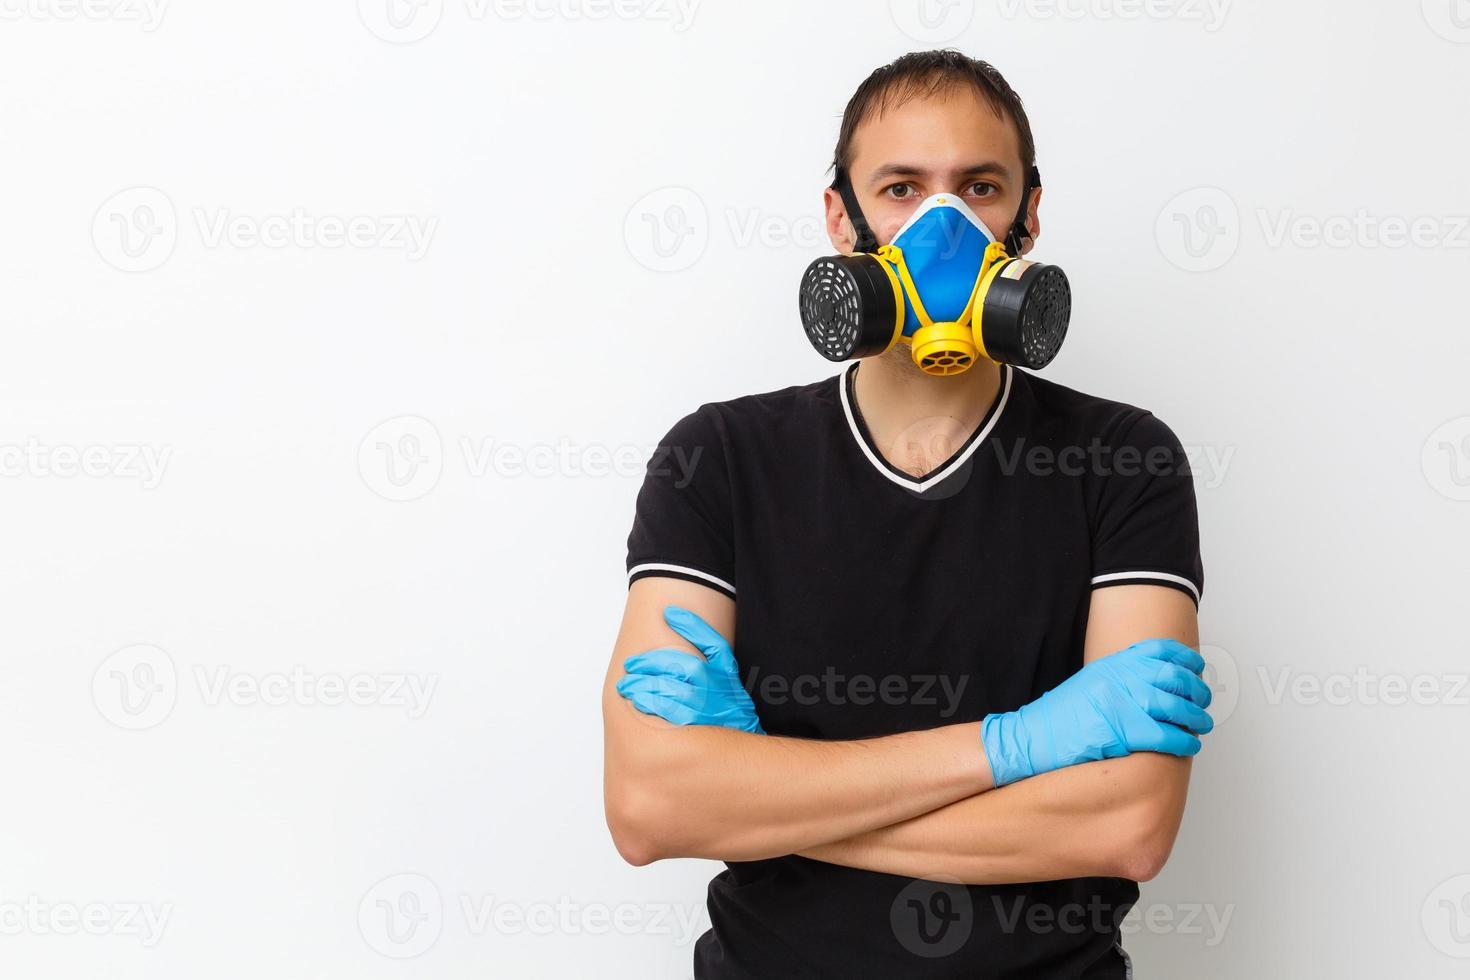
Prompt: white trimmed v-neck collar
<box><xmin>838</xmin><ymin>361</ymin><xmax>1013</xmax><ymax>493</ymax></box>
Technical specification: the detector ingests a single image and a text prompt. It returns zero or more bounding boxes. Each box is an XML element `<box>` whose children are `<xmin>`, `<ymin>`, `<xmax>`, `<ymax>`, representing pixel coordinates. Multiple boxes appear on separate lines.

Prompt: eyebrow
<box><xmin>865</xmin><ymin>161</ymin><xmax>1014</xmax><ymax>188</ymax></box>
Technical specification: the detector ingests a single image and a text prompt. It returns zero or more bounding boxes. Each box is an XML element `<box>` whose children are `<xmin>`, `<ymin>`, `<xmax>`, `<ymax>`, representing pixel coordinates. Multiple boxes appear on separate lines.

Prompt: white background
<box><xmin>3</xmin><ymin>0</ymin><xmax>1468</xmax><ymax>976</ymax></box>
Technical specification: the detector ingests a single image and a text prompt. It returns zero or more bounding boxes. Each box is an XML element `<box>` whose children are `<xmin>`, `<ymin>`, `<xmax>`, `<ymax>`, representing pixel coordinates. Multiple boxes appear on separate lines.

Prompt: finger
<box><xmin>623</xmin><ymin>648</ymin><xmax>706</xmax><ymax>683</ymax></box>
<box><xmin>1137</xmin><ymin>638</ymin><xmax>1205</xmax><ymax>676</ymax></box>
<box><xmin>622</xmin><ymin>689</ymin><xmax>701</xmax><ymax>727</ymax></box>
<box><xmin>1149</xmin><ymin>663</ymin><xmax>1213</xmax><ymax>709</ymax></box>
<box><xmin>1135</xmin><ymin>720</ymin><xmax>1203</xmax><ymax>758</ymax></box>
<box><xmin>663</xmin><ymin>605</ymin><xmax>737</xmax><ymax>671</ymax></box>
<box><xmin>616</xmin><ymin>673</ymin><xmax>702</xmax><ymax>707</ymax></box>
<box><xmin>1145</xmin><ymin>689</ymin><xmax>1215</xmax><ymax>735</ymax></box>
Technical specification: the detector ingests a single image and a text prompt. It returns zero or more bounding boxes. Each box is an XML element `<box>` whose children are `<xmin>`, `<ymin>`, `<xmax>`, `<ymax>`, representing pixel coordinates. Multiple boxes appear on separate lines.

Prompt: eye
<box><xmin>964</xmin><ymin>181</ymin><xmax>999</xmax><ymax>199</ymax></box>
<box><xmin>883</xmin><ymin>183</ymin><xmax>917</xmax><ymax>200</ymax></box>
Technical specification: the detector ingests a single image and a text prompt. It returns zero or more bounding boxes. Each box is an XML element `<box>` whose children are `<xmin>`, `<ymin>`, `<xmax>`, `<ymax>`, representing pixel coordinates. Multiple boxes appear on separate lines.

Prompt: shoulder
<box><xmin>1011</xmin><ymin>369</ymin><xmax>1186</xmax><ymax>453</ymax></box>
<box><xmin>661</xmin><ymin>372</ymin><xmax>841</xmax><ymax>445</ymax></box>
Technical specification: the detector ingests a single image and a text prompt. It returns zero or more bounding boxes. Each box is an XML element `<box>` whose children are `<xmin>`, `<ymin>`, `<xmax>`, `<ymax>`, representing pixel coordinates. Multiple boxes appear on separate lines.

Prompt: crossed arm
<box><xmin>602</xmin><ymin>576</ymin><xmax>1200</xmax><ymax>882</ymax></box>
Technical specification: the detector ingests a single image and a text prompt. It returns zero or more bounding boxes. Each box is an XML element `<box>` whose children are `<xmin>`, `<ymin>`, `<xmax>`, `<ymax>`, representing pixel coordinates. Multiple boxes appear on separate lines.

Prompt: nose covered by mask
<box><xmin>799</xmin><ymin>187</ymin><xmax>1071</xmax><ymax>375</ymax></box>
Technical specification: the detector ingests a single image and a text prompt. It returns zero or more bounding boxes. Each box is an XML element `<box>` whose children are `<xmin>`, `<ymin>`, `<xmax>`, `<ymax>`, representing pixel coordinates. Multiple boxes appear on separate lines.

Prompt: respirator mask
<box><xmin>799</xmin><ymin>165</ymin><xmax>1071</xmax><ymax>375</ymax></box>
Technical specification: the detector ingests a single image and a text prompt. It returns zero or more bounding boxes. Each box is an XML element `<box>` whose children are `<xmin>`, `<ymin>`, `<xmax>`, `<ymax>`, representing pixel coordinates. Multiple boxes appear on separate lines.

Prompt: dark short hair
<box><xmin>832</xmin><ymin>50</ymin><xmax>1036</xmax><ymax>179</ymax></box>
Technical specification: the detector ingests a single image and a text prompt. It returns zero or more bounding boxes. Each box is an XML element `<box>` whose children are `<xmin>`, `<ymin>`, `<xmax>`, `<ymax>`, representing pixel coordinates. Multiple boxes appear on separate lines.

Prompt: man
<box><xmin>603</xmin><ymin>50</ymin><xmax>1212</xmax><ymax>978</ymax></box>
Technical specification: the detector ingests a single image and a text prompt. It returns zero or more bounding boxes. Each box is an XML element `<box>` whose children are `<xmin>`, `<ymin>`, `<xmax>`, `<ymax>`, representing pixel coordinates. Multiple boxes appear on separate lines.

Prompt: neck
<box><xmin>851</xmin><ymin>348</ymin><xmax>1003</xmax><ymax>479</ymax></box>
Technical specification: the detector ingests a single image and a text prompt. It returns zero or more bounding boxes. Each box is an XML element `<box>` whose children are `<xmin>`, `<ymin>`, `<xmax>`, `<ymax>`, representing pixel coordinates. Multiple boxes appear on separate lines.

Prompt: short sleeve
<box><xmin>625</xmin><ymin>406</ymin><xmax>737</xmax><ymax>599</ymax></box>
<box><xmin>1089</xmin><ymin>411</ymin><xmax>1205</xmax><ymax>607</ymax></box>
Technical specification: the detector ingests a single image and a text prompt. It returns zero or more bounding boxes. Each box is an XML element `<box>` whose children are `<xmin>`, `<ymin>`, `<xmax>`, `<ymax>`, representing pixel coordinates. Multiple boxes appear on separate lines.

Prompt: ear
<box><xmin>823</xmin><ymin>186</ymin><xmax>855</xmax><ymax>253</ymax></box>
<box><xmin>1017</xmin><ymin>185</ymin><xmax>1042</xmax><ymax>256</ymax></box>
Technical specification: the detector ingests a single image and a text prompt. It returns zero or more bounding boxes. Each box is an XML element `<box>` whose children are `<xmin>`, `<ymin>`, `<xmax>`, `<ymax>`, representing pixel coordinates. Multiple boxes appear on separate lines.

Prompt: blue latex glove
<box><xmin>982</xmin><ymin>638</ymin><xmax>1214</xmax><ymax>787</ymax></box>
<box><xmin>616</xmin><ymin>605</ymin><xmax>764</xmax><ymax>734</ymax></box>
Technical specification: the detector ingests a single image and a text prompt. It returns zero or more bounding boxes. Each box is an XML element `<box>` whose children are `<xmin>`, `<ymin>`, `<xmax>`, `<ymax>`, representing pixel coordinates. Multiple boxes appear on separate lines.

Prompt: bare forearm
<box><xmin>800</xmin><ymin>753</ymin><xmax>1191</xmax><ymax>885</ymax></box>
<box><xmin>794</xmin><ymin>586</ymin><xmax>1201</xmax><ymax>885</ymax></box>
<box><xmin>606</xmin><ymin>698</ymin><xmax>994</xmax><ymax>864</ymax></box>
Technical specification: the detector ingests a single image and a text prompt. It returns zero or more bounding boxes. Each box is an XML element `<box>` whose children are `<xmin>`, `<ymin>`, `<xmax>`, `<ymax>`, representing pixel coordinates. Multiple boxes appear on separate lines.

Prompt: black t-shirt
<box><xmin>624</xmin><ymin>361</ymin><xmax>1204</xmax><ymax>979</ymax></box>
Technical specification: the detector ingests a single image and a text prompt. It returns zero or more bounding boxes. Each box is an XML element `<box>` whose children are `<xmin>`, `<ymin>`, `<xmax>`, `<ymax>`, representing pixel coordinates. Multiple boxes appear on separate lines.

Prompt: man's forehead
<box><xmin>847</xmin><ymin>86</ymin><xmax>1021</xmax><ymax>178</ymax></box>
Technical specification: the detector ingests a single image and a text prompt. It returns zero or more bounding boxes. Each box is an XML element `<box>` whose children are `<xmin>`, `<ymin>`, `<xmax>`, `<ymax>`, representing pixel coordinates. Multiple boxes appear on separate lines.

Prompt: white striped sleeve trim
<box><xmin>1090</xmin><ymin>570</ymin><xmax>1201</xmax><ymax>606</ymax></box>
<box><xmin>628</xmin><ymin>563</ymin><xmax>736</xmax><ymax>597</ymax></box>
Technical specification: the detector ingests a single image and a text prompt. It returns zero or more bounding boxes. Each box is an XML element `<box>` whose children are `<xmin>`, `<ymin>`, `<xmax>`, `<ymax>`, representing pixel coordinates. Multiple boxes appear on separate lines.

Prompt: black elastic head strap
<box><xmin>832</xmin><ymin>163</ymin><xmax>1042</xmax><ymax>256</ymax></box>
<box><xmin>830</xmin><ymin>166</ymin><xmax>880</xmax><ymax>254</ymax></box>
<box><xmin>1005</xmin><ymin>165</ymin><xmax>1042</xmax><ymax>255</ymax></box>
